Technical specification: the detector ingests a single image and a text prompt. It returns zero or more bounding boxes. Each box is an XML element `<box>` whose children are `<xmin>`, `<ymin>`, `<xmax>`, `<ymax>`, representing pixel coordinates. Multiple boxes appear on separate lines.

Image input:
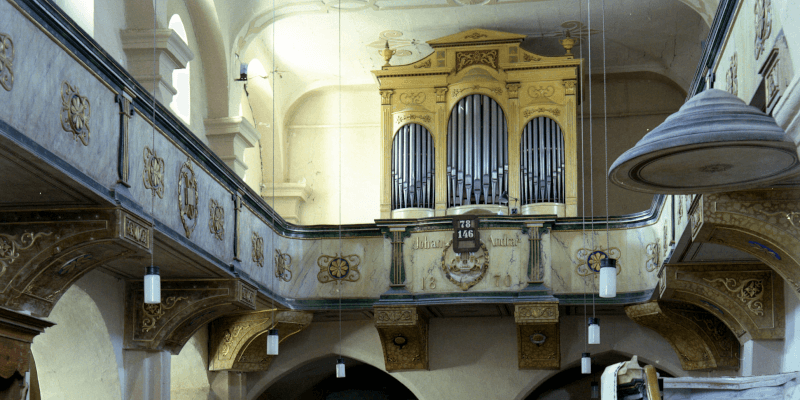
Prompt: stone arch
<box><xmin>31</xmin><ymin>270</ymin><xmax>125</xmax><ymax>399</ymax></box>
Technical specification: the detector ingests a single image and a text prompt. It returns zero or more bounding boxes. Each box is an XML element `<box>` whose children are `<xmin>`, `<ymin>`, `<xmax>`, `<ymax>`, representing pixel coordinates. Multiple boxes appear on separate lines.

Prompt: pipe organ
<box><xmin>374</xmin><ymin>29</ymin><xmax>581</xmax><ymax>219</ymax></box>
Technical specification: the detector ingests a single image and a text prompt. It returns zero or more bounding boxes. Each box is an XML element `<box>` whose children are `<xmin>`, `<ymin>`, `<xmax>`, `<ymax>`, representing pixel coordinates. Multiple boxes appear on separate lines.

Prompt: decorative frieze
<box><xmin>515</xmin><ymin>302</ymin><xmax>560</xmax><ymax>369</ymax></box>
<box><xmin>626</xmin><ymin>301</ymin><xmax>739</xmax><ymax>371</ymax></box>
<box><xmin>209</xmin><ymin>310</ymin><xmax>313</xmax><ymax>371</ymax></box>
<box><xmin>455</xmin><ymin>49</ymin><xmax>498</xmax><ymax>72</ymax></box>
<box><xmin>125</xmin><ymin>279</ymin><xmax>258</xmax><ymax>354</ymax></box>
<box><xmin>374</xmin><ymin>306</ymin><xmax>428</xmax><ymax>371</ymax></box>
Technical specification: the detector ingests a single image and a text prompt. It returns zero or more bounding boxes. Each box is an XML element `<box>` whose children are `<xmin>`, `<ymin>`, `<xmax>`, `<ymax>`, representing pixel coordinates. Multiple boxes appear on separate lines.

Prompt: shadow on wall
<box><xmin>525</xmin><ymin>351</ymin><xmax>673</xmax><ymax>399</ymax></box>
<box><xmin>257</xmin><ymin>355</ymin><xmax>417</xmax><ymax>400</ymax></box>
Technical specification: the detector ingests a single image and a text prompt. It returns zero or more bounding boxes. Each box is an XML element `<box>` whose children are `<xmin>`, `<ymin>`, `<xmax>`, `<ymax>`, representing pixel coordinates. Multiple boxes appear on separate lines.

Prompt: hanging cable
<box><xmin>144</xmin><ymin>0</ymin><xmax>161</xmax><ymax>305</ymax></box>
<box><xmin>337</xmin><ymin>0</ymin><xmax>344</xmax><ymax>377</ymax></box>
<box><xmin>578</xmin><ymin>0</ymin><xmax>588</xmax><ymax>355</ymax></box>
<box><xmin>602</xmin><ymin>0</ymin><xmax>610</xmax><ymax>250</ymax></box>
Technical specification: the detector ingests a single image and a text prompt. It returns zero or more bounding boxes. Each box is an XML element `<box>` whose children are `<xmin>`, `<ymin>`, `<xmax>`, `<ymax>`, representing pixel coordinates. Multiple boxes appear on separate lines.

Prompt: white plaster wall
<box><xmin>31</xmin><ymin>270</ymin><xmax>125</xmax><ymax>400</ymax></box>
<box><xmin>285</xmin><ymin>85</ymin><xmax>381</xmax><ymax>225</ymax></box>
<box><xmin>93</xmin><ymin>0</ymin><xmax>127</xmax><ymax>66</ymax></box>
<box><xmin>247</xmin><ymin>315</ymin><xmax>686</xmax><ymax>400</ymax></box>
<box><xmin>783</xmin><ymin>280</ymin><xmax>800</xmax><ymax>373</ymax></box>
<box><xmin>171</xmin><ymin>327</ymin><xmax>213</xmax><ymax>399</ymax></box>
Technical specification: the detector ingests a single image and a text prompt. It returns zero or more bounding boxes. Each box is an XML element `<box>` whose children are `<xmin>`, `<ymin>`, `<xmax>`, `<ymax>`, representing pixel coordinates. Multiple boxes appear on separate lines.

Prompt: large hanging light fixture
<box><xmin>588</xmin><ymin>317</ymin><xmax>600</xmax><ymax>344</ymax></box>
<box><xmin>609</xmin><ymin>88</ymin><xmax>799</xmax><ymax>194</ymax></box>
<box><xmin>599</xmin><ymin>257</ymin><xmax>616</xmax><ymax>298</ymax></box>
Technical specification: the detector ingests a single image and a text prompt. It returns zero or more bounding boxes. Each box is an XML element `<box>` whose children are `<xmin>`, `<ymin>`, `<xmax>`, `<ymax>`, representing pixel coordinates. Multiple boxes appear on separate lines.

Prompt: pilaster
<box><xmin>260</xmin><ymin>182</ymin><xmax>311</xmax><ymax>225</ymax></box>
<box><xmin>204</xmin><ymin>117</ymin><xmax>260</xmax><ymax>178</ymax></box>
<box><xmin>123</xmin><ymin>350</ymin><xmax>170</xmax><ymax>400</ymax></box>
<box><xmin>121</xmin><ymin>29</ymin><xmax>194</xmax><ymax>105</ymax></box>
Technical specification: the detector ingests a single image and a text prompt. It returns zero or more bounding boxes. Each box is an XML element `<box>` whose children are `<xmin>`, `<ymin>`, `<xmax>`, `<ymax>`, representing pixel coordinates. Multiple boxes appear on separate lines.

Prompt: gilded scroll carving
<box><xmin>251</xmin><ymin>232</ymin><xmax>264</xmax><ymax>268</ymax></box>
<box><xmin>451</xmin><ymin>85</ymin><xmax>502</xmax><ymax>98</ymax></box>
<box><xmin>523</xmin><ymin>108</ymin><xmax>560</xmax><ymax>118</ymax></box>
<box><xmin>576</xmin><ymin>247</ymin><xmax>622</xmax><ymax>276</ymax></box>
<box><xmin>413</xmin><ymin>59</ymin><xmax>431</xmax><ymax>68</ymax></box>
<box><xmin>754</xmin><ymin>0</ymin><xmax>772</xmax><ymax>59</ymax></box>
<box><xmin>0</xmin><ymin>33</ymin><xmax>13</xmax><ymax>91</ymax></box>
<box><xmin>142</xmin><ymin>147</ymin><xmax>165</xmax><ymax>198</ymax></box>
<box><xmin>209</xmin><ymin>199</ymin><xmax>225</xmax><ymax>241</ymax></box>
<box><xmin>317</xmin><ymin>253</ymin><xmax>361</xmax><ymax>283</ymax></box>
<box><xmin>123</xmin><ymin>215</ymin><xmax>150</xmax><ymax>249</ymax></box>
<box><xmin>455</xmin><ymin>49</ymin><xmax>498</xmax><ymax>72</ymax></box>
<box><xmin>178</xmin><ymin>159</ymin><xmax>198</xmax><ymax>238</ymax></box>
<box><xmin>380</xmin><ymin>89</ymin><xmax>394</xmax><ymax>105</ymax></box>
<box><xmin>0</xmin><ymin>231</ymin><xmax>52</xmax><ymax>274</ymax></box>
<box><xmin>523</xmin><ymin>53</ymin><xmax>541</xmax><ymax>62</ymax></box>
<box><xmin>275</xmin><ymin>249</ymin><xmax>292</xmax><ymax>282</ymax></box>
<box><xmin>440</xmin><ymin>240</ymin><xmax>489</xmax><ymax>290</ymax></box>
<box><xmin>506</xmin><ymin>83</ymin><xmax>521</xmax><ymax>98</ymax></box>
<box><xmin>374</xmin><ymin>306</ymin><xmax>428</xmax><ymax>371</ymax></box>
<box><xmin>396</xmin><ymin>114</ymin><xmax>432</xmax><ymax>124</ymax></box>
<box><xmin>60</xmin><ymin>82</ymin><xmax>91</xmax><ymax>146</ymax></box>
<box><xmin>141</xmin><ymin>296</ymin><xmax>187</xmax><ymax>333</ymax></box>
<box><xmin>515</xmin><ymin>303</ymin><xmax>558</xmax><ymax>324</ymax></box>
<box><xmin>703</xmin><ymin>277</ymin><xmax>765</xmax><ymax>316</ymax></box>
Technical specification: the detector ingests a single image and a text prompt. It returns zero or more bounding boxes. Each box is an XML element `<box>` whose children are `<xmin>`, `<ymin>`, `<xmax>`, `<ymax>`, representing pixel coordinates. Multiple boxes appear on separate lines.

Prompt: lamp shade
<box><xmin>599</xmin><ymin>258</ymin><xmax>617</xmax><ymax>298</ymax></box>
<box><xmin>591</xmin><ymin>381</ymin><xmax>600</xmax><ymax>398</ymax></box>
<box><xmin>609</xmin><ymin>89</ymin><xmax>799</xmax><ymax>194</ymax></box>
<box><xmin>144</xmin><ymin>266</ymin><xmax>160</xmax><ymax>304</ymax></box>
<box><xmin>336</xmin><ymin>357</ymin><xmax>346</xmax><ymax>378</ymax></box>
<box><xmin>588</xmin><ymin>317</ymin><xmax>600</xmax><ymax>344</ymax></box>
<box><xmin>582</xmin><ymin>353</ymin><xmax>591</xmax><ymax>374</ymax></box>
<box><xmin>267</xmin><ymin>329</ymin><xmax>279</xmax><ymax>355</ymax></box>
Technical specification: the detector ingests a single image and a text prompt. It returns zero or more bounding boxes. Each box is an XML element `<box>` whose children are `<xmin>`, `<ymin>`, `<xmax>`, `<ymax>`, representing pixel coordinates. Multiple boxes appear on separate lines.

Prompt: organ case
<box><xmin>374</xmin><ymin>29</ymin><xmax>581</xmax><ymax>219</ymax></box>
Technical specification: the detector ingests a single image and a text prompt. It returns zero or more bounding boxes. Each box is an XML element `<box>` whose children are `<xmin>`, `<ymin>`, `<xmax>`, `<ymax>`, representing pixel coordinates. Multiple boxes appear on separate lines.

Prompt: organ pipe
<box><xmin>391</xmin><ymin>123</ymin><xmax>435</xmax><ymax>210</ymax></box>
<box><xmin>520</xmin><ymin>117</ymin><xmax>565</xmax><ymax>205</ymax></box>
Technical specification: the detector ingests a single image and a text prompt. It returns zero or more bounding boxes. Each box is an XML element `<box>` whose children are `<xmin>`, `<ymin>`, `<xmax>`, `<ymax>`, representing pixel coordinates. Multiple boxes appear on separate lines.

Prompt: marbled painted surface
<box><xmin>0</xmin><ymin>0</ymin><xmax>118</xmax><ymax>189</ymax></box>
<box><xmin>128</xmin><ymin>114</ymin><xmax>234</xmax><ymax>264</ymax></box>
<box><xmin>403</xmin><ymin>229</ymin><xmax>529</xmax><ymax>293</ymax></box>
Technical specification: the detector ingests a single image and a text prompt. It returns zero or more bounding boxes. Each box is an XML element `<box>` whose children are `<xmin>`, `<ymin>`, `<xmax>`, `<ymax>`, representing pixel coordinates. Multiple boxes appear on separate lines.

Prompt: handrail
<box><xmin>687</xmin><ymin>0</ymin><xmax>740</xmax><ymax>98</ymax></box>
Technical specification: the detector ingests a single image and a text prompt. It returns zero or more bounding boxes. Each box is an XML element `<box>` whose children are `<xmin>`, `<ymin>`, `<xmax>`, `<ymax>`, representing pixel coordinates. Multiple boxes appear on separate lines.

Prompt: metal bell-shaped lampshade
<box><xmin>609</xmin><ymin>89</ymin><xmax>799</xmax><ymax>194</ymax></box>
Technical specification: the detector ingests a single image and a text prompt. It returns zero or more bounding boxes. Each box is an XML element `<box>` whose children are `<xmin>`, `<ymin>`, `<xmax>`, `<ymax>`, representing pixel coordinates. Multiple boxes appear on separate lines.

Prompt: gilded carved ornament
<box><xmin>275</xmin><ymin>249</ymin><xmax>292</xmax><ymax>282</ymax></box>
<box><xmin>506</xmin><ymin>83</ymin><xmax>521</xmax><ymax>98</ymax></box>
<box><xmin>523</xmin><ymin>107</ymin><xmax>560</xmax><ymax>118</ymax></box>
<box><xmin>515</xmin><ymin>303</ymin><xmax>560</xmax><ymax>369</ymax></box>
<box><xmin>141</xmin><ymin>296</ymin><xmax>187</xmax><ymax>333</ymax></box>
<box><xmin>0</xmin><ymin>33</ymin><xmax>13</xmax><ymax>91</ymax></box>
<box><xmin>123</xmin><ymin>214</ymin><xmax>150</xmax><ymax>249</ymax></box>
<box><xmin>413</xmin><ymin>59</ymin><xmax>431</xmax><ymax>69</ymax></box>
<box><xmin>251</xmin><ymin>232</ymin><xmax>264</xmax><ymax>268</ymax></box>
<box><xmin>576</xmin><ymin>248</ymin><xmax>621</xmax><ymax>276</ymax></box>
<box><xmin>755</xmin><ymin>0</ymin><xmax>772</xmax><ymax>59</ymax></box>
<box><xmin>451</xmin><ymin>85</ymin><xmax>503</xmax><ymax>98</ymax></box>
<box><xmin>440</xmin><ymin>240</ymin><xmax>489</xmax><ymax>290</ymax></box>
<box><xmin>178</xmin><ymin>159</ymin><xmax>198</xmax><ymax>238</ymax></box>
<box><xmin>703</xmin><ymin>277</ymin><xmax>765</xmax><ymax>316</ymax></box>
<box><xmin>60</xmin><ymin>82</ymin><xmax>91</xmax><ymax>146</ymax></box>
<box><xmin>726</xmin><ymin>52</ymin><xmax>738</xmax><ymax>96</ymax></box>
<box><xmin>455</xmin><ymin>49</ymin><xmax>498</xmax><ymax>72</ymax></box>
<box><xmin>317</xmin><ymin>253</ymin><xmax>361</xmax><ymax>283</ymax></box>
<box><xmin>380</xmin><ymin>90</ymin><xmax>394</xmax><ymax>105</ymax></box>
<box><xmin>396</xmin><ymin>115</ymin><xmax>432</xmax><ymax>125</ymax></box>
<box><xmin>0</xmin><ymin>232</ymin><xmax>52</xmax><ymax>275</ymax></box>
<box><xmin>209</xmin><ymin>199</ymin><xmax>225</xmax><ymax>241</ymax></box>
<box><xmin>523</xmin><ymin>53</ymin><xmax>542</xmax><ymax>62</ymax></box>
<box><xmin>142</xmin><ymin>147</ymin><xmax>165</xmax><ymax>198</ymax></box>
<box><xmin>434</xmin><ymin>87</ymin><xmax>448</xmax><ymax>103</ymax></box>
<box><xmin>374</xmin><ymin>306</ymin><xmax>428</xmax><ymax>371</ymax></box>
<box><xmin>645</xmin><ymin>242</ymin><xmax>659</xmax><ymax>272</ymax></box>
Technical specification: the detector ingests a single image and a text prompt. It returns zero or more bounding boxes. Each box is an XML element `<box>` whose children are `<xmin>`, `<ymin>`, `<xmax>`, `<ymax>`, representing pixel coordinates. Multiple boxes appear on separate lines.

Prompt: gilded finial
<box><xmin>559</xmin><ymin>31</ymin><xmax>579</xmax><ymax>56</ymax></box>
<box><xmin>380</xmin><ymin>41</ymin><xmax>396</xmax><ymax>67</ymax></box>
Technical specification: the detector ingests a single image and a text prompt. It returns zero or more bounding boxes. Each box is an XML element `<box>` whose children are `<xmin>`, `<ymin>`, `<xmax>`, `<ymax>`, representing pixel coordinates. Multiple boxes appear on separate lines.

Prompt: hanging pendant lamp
<box><xmin>609</xmin><ymin>89</ymin><xmax>799</xmax><ymax>194</ymax></box>
<box><xmin>590</xmin><ymin>381</ymin><xmax>600</xmax><ymax>398</ymax></box>
<box><xmin>267</xmin><ymin>328</ymin><xmax>279</xmax><ymax>355</ymax></box>
<box><xmin>581</xmin><ymin>353</ymin><xmax>591</xmax><ymax>374</ymax></box>
<box><xmin>336</xmin><ymin>357</ymin><xmax>346</xmax><ymax>378</ymax></box>
<box><xmin>144</xmin><ymin>266</ymin><xmax>160</xmax><ymax>304</ymax></box>
<box><xmin>588</xmin><ymin>317</ymin><xmax>600</xmax><ymax>344</ymax></box>
<box><xmin>599</xmin><ymin>258</ymin><xmax>616</xmax><ymax>298</ymax></box>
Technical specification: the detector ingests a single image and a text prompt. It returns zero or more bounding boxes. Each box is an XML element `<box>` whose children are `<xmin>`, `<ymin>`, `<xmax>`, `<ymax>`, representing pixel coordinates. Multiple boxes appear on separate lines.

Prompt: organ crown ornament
<box><xmin>373</xmin><ymin>29</ymin><xmax>581</xmax><ymax>219</ymax></box>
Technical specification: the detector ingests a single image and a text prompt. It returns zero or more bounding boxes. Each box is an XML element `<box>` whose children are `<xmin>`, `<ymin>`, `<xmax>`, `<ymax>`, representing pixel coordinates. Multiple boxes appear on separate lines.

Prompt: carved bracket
<box><xmin>626</xmin><ymin>301</ymin><xmax>740</xmax><ymax>371</ymax></box>
<box><xmin>125</xmin><ymin>278</ymin><xmax>258</xmax><ymax>354</ymax></box>
<box><xmin>374</xmin><ymin>306</ymin><xmax>429</xmax><ymax>371</ymax></box>
<box><xmin>690</xmin><ymin>190</ymin><xmax>800</xmax><ymax>301</ymax></box>
<box><xmin>515</xmin><ymin>302</ymin><xmax>559</xmax><ymax>369</ymax></box>
<box><xmin>0</xmin><ymin>308</ymin><xmax>53</xmax><ymax>379</ymax></box>
<box><xmin>209</xmin><ymin>310</ymin><xmax>313</xmax><ymax>372</ymax></box>
<box><xmin>0</xmin><ymin>208</ymin><xmax>151</xmax><ymax>317</ymax></box>
<box><xmin>660</xmin><ymin>264</ymin><xmax>784</xmax><ymax>342</ymax></box>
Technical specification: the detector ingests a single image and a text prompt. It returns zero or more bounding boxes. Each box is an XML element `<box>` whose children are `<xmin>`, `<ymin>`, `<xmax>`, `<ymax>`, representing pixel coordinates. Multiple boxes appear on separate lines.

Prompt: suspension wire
<box><xmin>271</xmin><ymin>0</ymin><xmax>276</xmax><ymax>322</ymax></box>
<box><xmin>602</xmin><ymin>0</ymin><xmax>610</xmax><ymax>256</ymax></box>
<box><xmin>578</xmin><ymin>0</ymin><xmax>588</xmax><ymax>354</ymax></box>
<box><xmin>150</xmin><ymin>0</ymin><xmax>157</xmax><ymax>289</ymax></box>
<box><xmin>588</xmin><ymin>0</ymin><xmax>596</xmax><ymax>320</ymax></box>
<box><xmin>338</xmin><ymin>1</ymin><xmax>343</xmax><ymax>358</ymax></box>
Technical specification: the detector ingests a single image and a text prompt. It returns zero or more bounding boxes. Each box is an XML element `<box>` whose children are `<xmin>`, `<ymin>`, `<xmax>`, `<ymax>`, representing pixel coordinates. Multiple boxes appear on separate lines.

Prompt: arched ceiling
<box><xmin>217</xmin><ymin>0</ymin><xmax>712</xmax><ymax>102</ymax></box>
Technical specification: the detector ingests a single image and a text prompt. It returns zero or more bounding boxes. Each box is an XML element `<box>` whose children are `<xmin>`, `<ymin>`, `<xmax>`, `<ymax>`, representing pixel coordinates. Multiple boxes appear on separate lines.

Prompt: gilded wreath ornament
<box><xmin>317</xmin><ymin>253</ymin><xmax>361</xmax><ymax>283</ymax></box>
<box><xmin>440</xmin><ymin>240</ymin><xmax>489</xmax><ymax>291</ymax></box>
<box><xmin>60</xmin><ymin>82</ymin><xmax>91</xmax><ymax>146</ymax></box>
<box><xmin>576</xmin><ymin>248</ymin><xmax>622</xmax><ymax>276</ymax></box>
